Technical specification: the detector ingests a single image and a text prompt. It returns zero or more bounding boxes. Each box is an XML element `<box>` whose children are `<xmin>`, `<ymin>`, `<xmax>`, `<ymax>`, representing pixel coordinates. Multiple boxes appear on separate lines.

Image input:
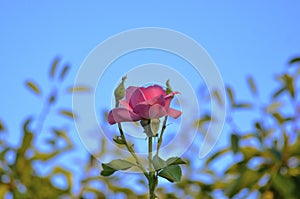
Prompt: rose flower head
<box><xmin>108</xmin><ymin>85</ymin><xmax>181</xmax><ymax>124</ymax></box>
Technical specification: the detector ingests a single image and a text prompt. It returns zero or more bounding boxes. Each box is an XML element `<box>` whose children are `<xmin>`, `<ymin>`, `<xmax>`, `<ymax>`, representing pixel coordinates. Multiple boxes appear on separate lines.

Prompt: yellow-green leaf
<box><xmin>59</xmin><ymin>64</ymin><xmax>70</xmax><ymax>81</ymax></box>
<box><xmin>265</xmin><ymin>101</ymin><xmax>282</xmax><ymax>113</ymax></box>
<box><xmin>66</xmin><ymin>86</ymin><xmax>91</xmax><ymax>93</ymax></box>
<box><xmin>25</xmin><ymin>80</ymin><xmax>41</xmax><ymax>95</ymax></box>
<box><xmin>101</xmin><ymin>159</ymin><xmax>135</xmax><ymax>176</ymax></box>
<box><xmin>226</xmin><ymin>86</ymin><xmax>235</xmax><ymax>107</ymax></box>
<box><xmin>247</xmin><ymin>76</ymin><xmax>258</xmax><ymax>96</ymax></box>
<box><xmin>233</xmin><ymin>103</ymin><xmax>252</xmax><ymax>109</ymax></box>
<box><xmin>213</xmin><ymin>89</ymin><xmax>224</xmax><ymax>106</ymax></box>
<box><xmin>58</xmin><ymin>110</ymin><xmax>76</xmax><ymax>119</ymax></box>
<box><xmin>272</xmin><ymin>86</ymin><xmax>286</xmax><ymax>98</ymax></box>
<box><xmin>206</xmin><ymin>148</ymin><xmax>230</xmax><ymax>166</ymax></box>
<box><xmin>231</xmin><ymin>133</ymin><xmax>239</xmax><ymax>154</ymax></box>
<box><xmin>289</xmin><ymin>57</ymin><xmax>300</xmax><ymax>65</ymax></box>
<box><xmin>50</xmin><ymin>57</ymin><xmax>60</xmax><ymax>79</ymax></box>
<box><xmin>166</xmin><ymin>157</ymin><xmax>187</xmax><ymax>166</ymax></box>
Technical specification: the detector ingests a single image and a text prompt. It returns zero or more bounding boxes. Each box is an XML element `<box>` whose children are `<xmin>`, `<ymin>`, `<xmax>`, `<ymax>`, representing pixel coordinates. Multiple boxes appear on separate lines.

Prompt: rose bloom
<box><xmin>108</xmin><ymin>85</ymin><xmax>181</xmax><ymax>124</ymax></box>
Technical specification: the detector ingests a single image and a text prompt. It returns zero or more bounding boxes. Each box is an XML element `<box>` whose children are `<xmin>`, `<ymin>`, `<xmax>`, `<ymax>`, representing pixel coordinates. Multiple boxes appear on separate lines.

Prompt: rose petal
<box><xmin>137</xmin><ymin>94</ymin><xmax>165</xmax><ymax>106</ymax></box>
<box><xmin>128</xmin><ymin>87</ymin><xmax>147</xmax><ymax>107</ymax></box>
<box><xmin>167</xmin><ymin>108</ymin><xmax>182</xmax><ymax>119</ymax></box>
<box><xmin>119</xmin><ymin>100</ymin><xmax>132</xmax><ymax>111</ymax></box>
<box><xmin>133</xmin><ymin>104</ymin><xmax>166</xmax><ymax>119</ymax></box>
<box><xmin>164</xmin><ymin>91</ymin><xmax>180</xmax><ymax>109</ymax></box>
<box><xmin>108</xmin><ymin>107</ymin><xmax>141</xmax><ymax>124</ymax></box>
<box><xmin>124</xmin><ymin>86</ymin><xmax>138</xmax><ymax>102</ymax></box>
<box><xmin>140</xmin><ymin>85</ymin><xmax>166</xmax><ymax>100</ymax></box>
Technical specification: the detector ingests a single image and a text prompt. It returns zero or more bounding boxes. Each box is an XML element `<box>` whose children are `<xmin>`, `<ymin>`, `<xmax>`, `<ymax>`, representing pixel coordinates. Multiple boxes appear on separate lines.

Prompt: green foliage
<box><xmin>66</xmin><ymin>85</ymin><xmax>91</xmax><ymax>93</ymax></box>
<box><xmin>58</xmin><ymin>109</ymin><xmax>77</xmax><ymax>120</ymax></box>
<box><xmin>0</xmin><ymin>57</ymin><xmax>97</xmax><ymax>198</ymax></box>
<box><xmin>151</xmin><ymin>155</ymin><xmax>185</xmax><ymax>183</ymax></box>
<box><xmin>49</xmin><ymin>57</ymin><xmax>60</xmax><ymax>79</ymax></box>
<box><xmin>158</xmin><ymin>165</ymin><xmax>182</xmax><ymax>183</ymax></box>
<box><xmin>198</xmin><ymin>56</ymin><xmax>300</xmax><ymax>198</ymax></box>
<box><xmin>100</xmin><ymin>159</ymin><xmax>136</xmax><ymax>176</ymax></box>
<box><xmin>230</xmin><ymin>133</ymin><xmax>239</xmax><ymax>154</ymax></box>
<box><xmin>2</xmin><ymin>55</ymin><xmax>300</xmax><ymax>198</ymax></box>
<box><xmin>25</xmin><ymin>80</ymin><xmax>41</xmax><ymax>96</ymax></box>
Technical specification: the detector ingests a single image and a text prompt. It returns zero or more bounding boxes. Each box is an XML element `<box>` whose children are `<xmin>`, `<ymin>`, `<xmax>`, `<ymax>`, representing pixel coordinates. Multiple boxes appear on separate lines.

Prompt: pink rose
<box><xmin>108</xmin><ymin>85</ymin><xmax>181</xmax><ymax>124</ymax></box>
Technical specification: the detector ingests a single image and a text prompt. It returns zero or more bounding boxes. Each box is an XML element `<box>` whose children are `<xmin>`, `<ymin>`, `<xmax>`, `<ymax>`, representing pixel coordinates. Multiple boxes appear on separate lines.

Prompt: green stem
<box><xmin>148</xmin><ymin>137</ymin><xmax>153</xmax><ymax>171</ymax></box>
<box><xmin>156</xmin><ymin>116</ymin><xmax>168</xmax><ymax>156</ymax></box>
<box><xmin>117</xmin><ymin>123</ymin><xmax>148</xmax><ymax>178</ymax></box>
<box><xmin>148</xmin><ymin>137</ymin><xmax>156</xmax><ymax>199</ymax></box>
<box><xmin>115</xmin><ymin>101</ymin><xmax>148</xmax><ymax>178</ymax></box>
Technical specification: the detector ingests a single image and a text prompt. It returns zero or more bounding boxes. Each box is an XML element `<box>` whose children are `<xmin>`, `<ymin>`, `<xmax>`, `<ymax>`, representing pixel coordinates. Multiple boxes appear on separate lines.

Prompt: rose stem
<box><xmin>115</xmin><ymin>100</ymin><xmax>148</xmax><ymax>179</ymax></box>
<box><xmin>148</xmin><ymin>137</ymin><xmax>156</xmax><ymax>199</ymax></box>
<box><xmin>156</xmin><ymin>116</ymin><xmax>168</xmax><ymax>156</ymax></box>
<box><xmin>117</xmin><ymin>123</ymin><xmax>148</xmax><ymax>179</ymax></box>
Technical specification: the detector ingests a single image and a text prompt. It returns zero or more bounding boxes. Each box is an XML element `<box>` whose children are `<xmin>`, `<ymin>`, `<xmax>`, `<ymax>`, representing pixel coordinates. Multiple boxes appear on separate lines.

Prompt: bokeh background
<box><xmin>1</xmin><ymin>1</ymin><xmax>300</xmax><ymax>198</ymax></box>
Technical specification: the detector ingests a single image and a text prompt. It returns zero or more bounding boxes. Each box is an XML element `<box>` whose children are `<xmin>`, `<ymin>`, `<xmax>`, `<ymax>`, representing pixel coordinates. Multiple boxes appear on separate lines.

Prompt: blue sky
<box><xmin>1</xmin><ymin>1</ymin><xmax>300</xmax><ymax>197</ymax></box>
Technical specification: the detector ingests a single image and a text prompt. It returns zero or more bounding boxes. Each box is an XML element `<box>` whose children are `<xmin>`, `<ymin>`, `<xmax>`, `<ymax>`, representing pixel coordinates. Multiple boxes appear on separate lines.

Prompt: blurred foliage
<box><xmin>183</xmin><ymin>55</ymin><xmax>300</xmax><ymax>199</ymax></box>
<box><xmin>1</xmin><ymin>56</ymin><xmax>300</xmax><ymax>198</ymax></box>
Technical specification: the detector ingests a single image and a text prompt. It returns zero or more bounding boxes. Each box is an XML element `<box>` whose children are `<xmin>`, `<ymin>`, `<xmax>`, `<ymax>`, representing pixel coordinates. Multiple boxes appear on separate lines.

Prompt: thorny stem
<box><xmin>156</xmin><ymin>116</ymin><xmax>168</xmax><ymax>156</ymax></box>
<box><xmin>115</xmin><ymin>101</ymin><xmax>148</xmax><ymax>179</ymax></box>
<box><xmin>148</xmin><ymin>136</ymin><xmax>156</xmax><ymax>199</ymax></box>
<box><xmin>117</xmin><ymin>122</ymin><xmax>148</xmax><ymax>179</ymax></box>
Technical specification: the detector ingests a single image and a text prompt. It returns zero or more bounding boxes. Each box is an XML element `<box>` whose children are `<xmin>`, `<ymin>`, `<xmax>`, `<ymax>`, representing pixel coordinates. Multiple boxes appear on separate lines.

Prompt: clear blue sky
<box><xmin>1</xmin><ymin>1</ymin><xmax>300</xmax><ymax>197</ymax></box>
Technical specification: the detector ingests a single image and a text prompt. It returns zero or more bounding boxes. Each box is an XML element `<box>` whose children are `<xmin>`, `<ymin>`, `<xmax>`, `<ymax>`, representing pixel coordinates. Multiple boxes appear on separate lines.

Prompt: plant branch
<box><xmin>156</xmin><ymin>116</ymin><xmax>168</xmax><ymax>156</ymax></box>
<box><xmin>117</xmin><ymin>123</ymin><xmax>148</xmax><ymax>179</ymax></box>
<box><xmin>148</xmin><ymin>137</ymin><xmax>156</xmax><ymax>199</ymax></box>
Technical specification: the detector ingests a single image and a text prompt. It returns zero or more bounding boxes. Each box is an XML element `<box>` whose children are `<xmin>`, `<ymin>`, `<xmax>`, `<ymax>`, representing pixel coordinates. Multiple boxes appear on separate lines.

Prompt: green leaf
<box><xmin>206</xmin><ymin>148</ymin><xmax>230</xmax><ymax>166</ymax></box>
<box><xmin>246</xmin><ymin>76</ymin><xmax>258</xmax><ymax>96</ymax></box>
<box><xmin>212</xmin><ymin>89</ymin><xmax>224</xmax><ymax>107</ymax></box>
<box><xmin>48</xmin><ymin>93</ymin><xmax>57</xmax><ymax>104</ymax></box>
<box><xmin>284</xmin><ymin>74</ymin><xmax>295</xmax><ymax>98</ymax></box>
<box><xmin>194</xmin><ymin>114</ymin><xmax>212</xmax><ymax>128</ymax></box>
<box><xmin>226</xmin><ymin>168</ymin><xmax>261</xmax><ymax>197</ymax></box>
<box><xmin>272</xmin><ymin>173</ymin><xmax>295</xmax><ymax>198</ymax></box>
<box><xmin>100</xmin><ymin>159</ymin><xmax>136</xmax><ymax>177</ymax></box>
<box><xmin>254</xmin><ymin>121</ymin><xmax>262</xmax><ymax>130</ymax></box>
<box><xmin>264</xmin><ymin>101</ymin><xmax>282</xmax><ymax>113</ymax></box>
<box><xmin>33</xmin><ymin>151</ymin><xmax>60</xmax><ymax>161</ymax></box>
<box><xmin>239</xmin><ymin>147</ymin><xmax>260</xmax><ymax>160</ymax></box>
<box><xmin>108</xmin><ymin>159</ymin><xmax>136</xmax><ymax>170</ymax></box>
<box><xmin>25</xmin><ymin>80</ymin><xmax>41</xmax><ymax>96</ymax></box>
<box><xmin>272</xmin><ymin>112</ymin><xmax>285</xmax><ymax>124</ymax></box>
<box><xmin>50</xmin><ymin>57</ymin><xmax>60</xmax><ymax>79</ymax></box>
<box><xmin>19</xmin><ymin>118</ymin><xmax>34</xmax><ymax>154</ymax></box>
<box><xmin>153</xmin><ymin>155</ymin><xmax>167</xmax><ymax>170</ymax></box>
<box><xmin>289</xmin><ymin>57</ymin><xmax>300</xmax><ymax>65</ymax></box>
<box><xmin>268</xmin><ymin>148</ymin><xmax>282</xmax><ymax>163</ymax></box>
<box><xmin>66</xmin><ymin>85</ymin><xmax>91</xmax><ymax>93</ymax></box>
<box><xmin>59</xmin><ymin>64</ymin><xmax>70</xmax><ymax>81</ymax></box>
<box><xmin>0</xmin><ymin>120</ymin><xmax>5</xmax><ymax>132</ymax></box>
<box><xmin>226</xmin><ymin>86</ymin><xmax>235</xmax><ymax>107</ymax></box>
<box><xmin>101</xmin><ymin>164</ymin><xmax>117</xmax><ymax>176</ymax></box>
<box><xmin>230</xmin><ymin>134</ymin><xmax>239</xmax><ymax>154</ymax></box>
<box><xmin>233</xmin><ymin>103</ymin><xmax>252</xmax><ymax>109</ymax></box>
<box><xmin>166</xmin><ymin>157</ymin><xmax>187</xmax><ymax>166</ymax></box>
<box><xmin>58</xmin><ymin>110</ymin><xmax>76</xmax><ymax>119</ymax></box>
<box><xmin>272</xmin><ymin>86</ymin><xmax>286</xmax><ymax>98</ymax></box>
<box><xmin>158</xmin><ymin>165</ymin><xmax>182</xmax><ymax>182</ymax></box>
